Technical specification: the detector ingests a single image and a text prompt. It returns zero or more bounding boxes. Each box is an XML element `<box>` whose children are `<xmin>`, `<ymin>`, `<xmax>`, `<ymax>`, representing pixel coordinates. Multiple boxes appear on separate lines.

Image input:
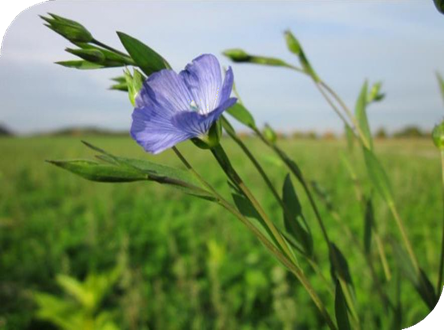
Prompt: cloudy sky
<box><xmin>0</xmin><ymin>1</ymin><xmax>443</xmax><ymax>135</ymax></box>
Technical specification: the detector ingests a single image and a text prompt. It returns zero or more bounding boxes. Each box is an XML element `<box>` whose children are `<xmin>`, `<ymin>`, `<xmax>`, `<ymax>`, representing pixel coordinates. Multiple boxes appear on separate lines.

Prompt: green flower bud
<box><xmin>66</xmin><ymin>48</ymin><xmax>106</xmax><ymax>64</ymax></box>
<box><xmin>263</xmin><ymin>124</ymin><xmax>277</xmax><ymax>144</ymax></box>
<box><xmin>367</xmin><ymin>82</ymin><xmax>385</xmax><ymax>103</ymax></box>
<box><xmin>223</xmin><ymin>49</ymin><xmax>288</xmax><ymax>67</ymax></box>
<box><xmin>223</xmin><ymin>49</ymin><xmax>251</xmax><ymax>62</ymax></box>
<box><xmin>192</xmin><ymin>120</ymin><xmax>222</xmax><ymax>150</ymax></box>
<box><xmin>124</xmin><ymin>68</ymin><xmax>145</xmax><ymax>106</ymax></box>
<box><xmin>433</xmin><ymin>122</ymin><xmax>444</xmax><ymax>150</ymax></box>
<box><xmin>41</xmin><ymin>13</ymin><xmax>93</xmax><ymax>43</ymax></box>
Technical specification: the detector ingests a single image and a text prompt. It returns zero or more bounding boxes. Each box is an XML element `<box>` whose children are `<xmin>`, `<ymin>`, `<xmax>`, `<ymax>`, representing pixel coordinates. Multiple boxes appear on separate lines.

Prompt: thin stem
<box><xmin>319</xmin><ymin>81</ymin><xmax>371</xmax><ymax>150</ymax></box>
<box><xmin>210</xmin><ymin>144</ymin><xmax>296</xmax><ymax>264</ymax></box>
<box><xmin>314</xmin><ymin>82</ymin><xmax>353</xmax><ymax>130</ymax></box>
<box><xmin>437</xmin><ymin>149</ymin><xmax>444</xmax><ymax>294</ymax></box>
<box><xmin>91</xmin><ymin>38</ymin><xmax>131</xmax><ymax>58</ymax></box>
<box><xmin>252</xmin><ymin>127</ymin><xmax>360</xmax><ymax>324</ymax></box>
<box><xmin>388</xmin><ymin>202</ymin><xmax>419</xmax><ymax>273</ymax></box>
<box><xmin>172</xmin><ymin>146</ymin><xmax>337</xmax><ymax>330</ymax></box>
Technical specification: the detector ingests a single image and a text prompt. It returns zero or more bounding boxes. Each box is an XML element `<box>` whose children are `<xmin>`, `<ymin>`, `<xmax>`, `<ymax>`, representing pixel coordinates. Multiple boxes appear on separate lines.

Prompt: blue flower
<box><xmin>131</xmin><ymin>54</ymin><xmax>237</xmax><ymax>154</ymax></box>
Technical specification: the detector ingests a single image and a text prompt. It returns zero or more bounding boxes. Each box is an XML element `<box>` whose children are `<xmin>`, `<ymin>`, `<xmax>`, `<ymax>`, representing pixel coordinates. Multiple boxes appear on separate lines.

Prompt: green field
<box><xmin>0</xmin><ymin>136</ymin><xmax>441</xmax><ymax>329</ymax></box>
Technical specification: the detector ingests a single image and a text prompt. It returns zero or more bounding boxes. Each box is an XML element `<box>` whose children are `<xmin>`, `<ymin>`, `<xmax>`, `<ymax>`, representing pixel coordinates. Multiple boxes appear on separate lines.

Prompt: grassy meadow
<box><xmin>0</xmin><ymin>135</ymin><xmax>441</xmax><ymax>329</ymax></box>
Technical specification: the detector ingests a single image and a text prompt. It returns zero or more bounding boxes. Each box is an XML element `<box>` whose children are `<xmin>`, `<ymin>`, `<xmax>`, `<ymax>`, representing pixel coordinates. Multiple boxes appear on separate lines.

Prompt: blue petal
<box><xmin>180</xmin><ymin>54</ymin><xmax>222</xmax><ymax>114</ymax></box>
<box><xmin>136</xmin><ymin>69</ymin><xmax>193</xmax><ymax>114</ymax></box>
<box><xmin>171</xmin><ymin>97</ymin><xmax>237</xmax><ymax>136</ymax></box>
<box><xmin>131</xmin><ymin>106</ymin><xmax>193</xmax><ymax>154</ymax></box>
<box><xmin>218</xmin><ymin>66</ymin><xmax>234</xmax><ymax>107</ymax></box>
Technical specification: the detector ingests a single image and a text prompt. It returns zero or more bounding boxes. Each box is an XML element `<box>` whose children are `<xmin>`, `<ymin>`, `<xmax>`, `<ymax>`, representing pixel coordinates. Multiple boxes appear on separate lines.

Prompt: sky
<box><xmin>0</xmin><ymin>0</ymin><xmax>443</xmax><ymax>135</ymax></box>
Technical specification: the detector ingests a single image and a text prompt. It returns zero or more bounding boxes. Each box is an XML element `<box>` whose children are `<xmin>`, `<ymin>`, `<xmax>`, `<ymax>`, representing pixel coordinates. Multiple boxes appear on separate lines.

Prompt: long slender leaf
<box><xmin>55</xmin><ymin>60</ymin><xmax>105</xmax><ymax>70</ymax></box>
<box><xmin>226</xmin><ymin>103</ymin><xmax>256</xmax><ymax>128</ymax></box>
<box><xmin>282</xmin><ymin>174</ymin><xmax>313</xmax><ymax>256</ymax></box>
<box><xmin>46</xmin><ymin>159</ymin><xmax>148</xmax><ymax>183</ymax></box>
<box><xmin>117</xmin><ymin>32</ymin><xmax>169</xmax><ymax>75</ymax></box>
<box><xmin>363</xmin><ymin>148</ymin><xmax>393</xmax><ymax>204</ymax></box>
<box><xmin>363</xmin><ymin>198</ymin><xmax>374</xmax><ymax>254</ymax></box>
<box><xmin>335</xmin><ymin>280</ymin><xmax>351</xmax><ymax>330</ymax></box>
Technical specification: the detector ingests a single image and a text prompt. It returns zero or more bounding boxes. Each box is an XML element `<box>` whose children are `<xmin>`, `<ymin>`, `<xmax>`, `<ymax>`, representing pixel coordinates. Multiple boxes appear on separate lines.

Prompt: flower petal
<box><xmin>180</xmin><ymin>54</ymin><xmax>222</xmax><ymax>114</ymax></box>
<box><xmin>136</xmin><ymin>69</ymin><xmax>193</xmax><ymax>114</ymax></box>
<box><xmin>171</xmin><ymin>97</ymin><xmax>237</xmax><ymax>136</ymax></box>
<box><xmin>218</xmin><ymin>66</ymin><xmax>234</xmax><ymax>107</ymax></box>
<box><xmin>131</xmin><ymin>106</ymin><xmax>193</xmax><ymax>154</ymax></box>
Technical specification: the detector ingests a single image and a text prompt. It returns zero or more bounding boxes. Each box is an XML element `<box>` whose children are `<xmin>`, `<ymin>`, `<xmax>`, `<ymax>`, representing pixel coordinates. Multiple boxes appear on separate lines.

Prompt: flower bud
<box><xmin>223</xmin><ymin>49</ymin><xmax>251</xmax><ymax>62</ymax></box>
<box><xmin>66</xmin><ymin>48</ymin><xmax>106</xmax><ymax>64</ymax></box>
<box><xmin>433</xmin><ymin>122</ymin><xmax>444</xmax><ymax>150</ymax></box>
<box><xmin>192</xmin><ymin>120</ymin><xmax>222</xmax><ymax>150</ymax></box>
<box><xmin>124</xmin><ymin>68</ymin><xmax>145</xmax><ymax>106</ymax></box>
<box><xmin>263</xmin><ymin>124</ymin><xmax>277</xmax><ymax>144</ymax></box>
<box><xmin>41</xmin><ymin>13</ymin><xmax>93</xmax><ymax>43</ymax></box>
<box><xmin>367</xmin><ymin>82</ymin><xmax>385</xmax><ymax>103</ymax></box>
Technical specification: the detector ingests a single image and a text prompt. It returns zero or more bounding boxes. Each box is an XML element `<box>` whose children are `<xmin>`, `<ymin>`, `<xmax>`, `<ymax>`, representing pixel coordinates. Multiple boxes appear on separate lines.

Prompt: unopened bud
<box><xmin>41</xmin><ymin>13</ymin><xmax>93</xmax><ymax>43</ymax></box>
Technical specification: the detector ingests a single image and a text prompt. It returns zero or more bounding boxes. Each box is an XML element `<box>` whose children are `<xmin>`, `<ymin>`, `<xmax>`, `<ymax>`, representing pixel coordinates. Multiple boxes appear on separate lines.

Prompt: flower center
<box><xmin>190</xmin><ymin>100</ymin><xmax>199</xmax><ymax>112</ymax></box>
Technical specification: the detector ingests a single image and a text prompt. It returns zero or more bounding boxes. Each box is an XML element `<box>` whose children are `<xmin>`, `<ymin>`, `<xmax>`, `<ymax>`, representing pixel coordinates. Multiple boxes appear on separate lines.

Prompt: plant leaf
<box><xmin>363</xmin><ymin>148</ymin><xmax>393</xmax><ymax>204</ymax></box>
<box><xmin>47</xmin><ymin>159</ymin><xmax>148</xmax><ymax>182</ymax></box>
<box><xmin>117</xmin><ymin>32</ymin><xmax>169</xmax><ymax>75</ymax></box>
<box><xmin>355</xmin><ymin>81</ymin><xmax>373</xmax><ymax>150</ymax></box>
<box><xmin>282</xmin><ymin>174</ymin><xmax>313</xmax><ymax>256</ymax></box>
<box><xmin>363</xmin><ymin>198</ymin><xmax>374</xmax><ymax>255</ymax></box>
<box><xmin>335</xmin><ymin>280</ymin><xmax>351</xmax><ymax>330</ymax></box>
<box><xmin>437</xmin><ymin>72</ymin><xmax>444</xmax><ymax>104</ymax></box>
<box><xmin>55</xmin><ymin>60</ymin><xmax>105</xmax><ymax>70</ymax></box>
<box><xmin>226</xmin><ymin>103</ymin><xmax>256</xmax><ymax>128</ymax></box>
<box><xmin>345</xmin><ymin>125</ymin><xmax>355</xmax><ymax>152</ymax></box>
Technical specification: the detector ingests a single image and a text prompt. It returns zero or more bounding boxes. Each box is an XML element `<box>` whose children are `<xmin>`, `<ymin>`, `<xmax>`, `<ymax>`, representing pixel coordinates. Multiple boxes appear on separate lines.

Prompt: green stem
<box><xmin>172</xmin><ymin>146</ymin><xmax>337</xmax><ymax>330</ymax></box>
<box><xmin>437</xmin><ymin>149</ymin><xmax>444</xmax><ymax>294</ymax></box>
<box><xmin>252</xmin><ymin>127</ymin><xmax>360</xmax><ymax>324</ymax></box>
<box><xmin>222</xmin><ymin>116</ymin><xmax>334</xmax><ymax>295</ymax></box>
<box><xmin>210</xmin><ymin>144</ymin><xmax>296</xmax><ymax>264</ymax></box>
<box><xmin>91</xmin><ymin>38</ymin><xmax>131</xmax><ymax>58</ymax></box>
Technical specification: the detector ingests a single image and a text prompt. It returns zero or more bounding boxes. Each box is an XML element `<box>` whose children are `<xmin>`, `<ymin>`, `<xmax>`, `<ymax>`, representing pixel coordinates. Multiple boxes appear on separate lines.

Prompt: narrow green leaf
<box><xmin>226</xmin><ymin>103</ymin><xmax>256</xmax><ymax>128</ymax></box>
<box><xmin>363</xmin><ymin>148</ymin><xmax>393</xmax><ymax>204</ymax></box>
<box><xmin>55</xmin><ymin>60</ymin><xmax>105</xmax><ymax>70</ymax></box>
<box><xmin>81</xmin><ymin>142</ymin><xmax>215</xmax><ymax>200</ymax></box>
<box><xmin>330</xmin><ymin>244</ymin><xmax>354</xmax><ymax>288</ymax></box>
<box><xmin>109</xmin><ymin>82</ymin><xmax>128</xmax><ymax>92</ymax></box>
<box><xmin>111</xmin><ymin>76</ymin><xmax>126</xmax><ymax>83</ymax></box>
<box><xmin>46</xmin><ymin>159</ymin><xmax>148</xmax><ymax>182</ymax></box>
<box><xmin>355</xmin><ymin>81</ymin><xmax>373</xmax><ymax>150</ymax></box>
<box><xmin>335</xmin><ymin>280</ymin><xmax>351</xmax><ymax>330</ymax></box>
<box><xmin>363</xmin><ymin>198</ymin><xmax>374</xmax><ymax>255</ymax></box>
<box><xmin>284</xmin><ymin>30</ymin><xmax>320</xmax><ymax>82</ymax></box>
<box><xmin>345</xmin><ymin>125</ymin><xmax>355</xmax><ymax>152</ymax></box>
<box><xmin>391</xmin><ymin>241</ymin><xmax>437</xmax><ymax>309</ymax></box>
<box><xmin>117</xmin><ymin>32</ymin><xmax>169</xmax><ymax>75</ymax></box>
<box><xmin>437</xmin><ymin>72</ymin><xmax>444</xmax><ymax>103</ymax></box>
<box><xmin>282</xmin><ymin>174</ymin><xmax>313</xmax><ymax>256</ymax></box>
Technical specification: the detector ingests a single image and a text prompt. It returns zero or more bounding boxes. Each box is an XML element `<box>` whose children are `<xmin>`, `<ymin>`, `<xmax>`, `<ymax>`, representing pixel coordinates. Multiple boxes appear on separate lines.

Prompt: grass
<box><xmin>0</xmin><ymin>136</ymin><xmax>441</xmax><ymax>329</ymax></box>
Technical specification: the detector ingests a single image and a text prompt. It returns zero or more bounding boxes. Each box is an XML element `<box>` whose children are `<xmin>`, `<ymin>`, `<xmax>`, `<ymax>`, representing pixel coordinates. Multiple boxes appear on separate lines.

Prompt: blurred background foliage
<box><xmin>0</xmin><ymin>136</ymin><xmax>440</xmax><ymax>329</ymax></box>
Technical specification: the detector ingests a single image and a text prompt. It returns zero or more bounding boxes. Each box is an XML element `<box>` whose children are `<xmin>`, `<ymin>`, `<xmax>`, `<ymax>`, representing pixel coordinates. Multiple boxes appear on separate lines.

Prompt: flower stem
<box><xmin>437</xmin><ymin>149</ymin><xmax>444</xmax><ymax>295</ymax></box>
<box><xmin>252</xmin><ymin>127</ymin><xmax>360</xmax><ymax>324</ymax></box>
<box><xmin>91</xmin><ymin>38</ymin><xmax>131</xmax><ymax>58</ymax></box>
<box><xmin>210</xmin><ymin>144</ymin><xmax>297</xmax><ymax>265</ymax></box>
<box><xmin>172</xmin><ymin>146</ymin><xmax>337</xmax><ymax>330</ymax></box>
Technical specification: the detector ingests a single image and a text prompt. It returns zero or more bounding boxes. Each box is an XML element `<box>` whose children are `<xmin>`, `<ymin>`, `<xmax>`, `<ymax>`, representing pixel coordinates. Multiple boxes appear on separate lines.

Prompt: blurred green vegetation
<box><xmin>0</xmin><ymin>136</ymin><xmax>441</xmax><ymax>329</ymax></box>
